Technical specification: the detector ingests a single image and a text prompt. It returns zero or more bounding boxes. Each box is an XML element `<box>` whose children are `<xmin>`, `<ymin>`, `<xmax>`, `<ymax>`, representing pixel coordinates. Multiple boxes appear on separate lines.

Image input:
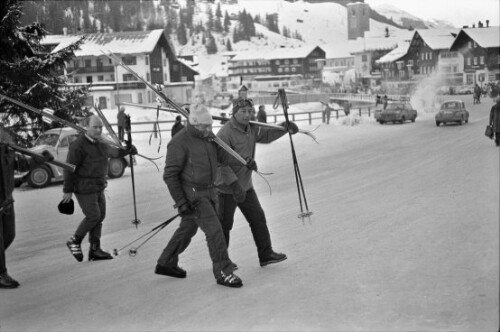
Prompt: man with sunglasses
<box><xmin>216</xmin><ymin>97</ymin><xmax>299</xmax><ymax>268</ymax></box>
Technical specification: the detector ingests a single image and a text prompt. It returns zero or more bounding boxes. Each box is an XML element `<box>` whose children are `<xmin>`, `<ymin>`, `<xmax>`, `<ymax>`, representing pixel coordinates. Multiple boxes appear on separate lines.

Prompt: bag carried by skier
<box><xmin>485</xmin><ymin>125</ymin><xmax>493</xmax><ymax>139</ymax></box>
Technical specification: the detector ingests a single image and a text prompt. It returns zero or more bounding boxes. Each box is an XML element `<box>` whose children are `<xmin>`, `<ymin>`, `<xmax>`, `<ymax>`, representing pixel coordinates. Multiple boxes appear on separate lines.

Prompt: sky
<box><xmin>364</xmin><ymin>0</ymin><xmax>500</xmax><ymax>28</ymax></box>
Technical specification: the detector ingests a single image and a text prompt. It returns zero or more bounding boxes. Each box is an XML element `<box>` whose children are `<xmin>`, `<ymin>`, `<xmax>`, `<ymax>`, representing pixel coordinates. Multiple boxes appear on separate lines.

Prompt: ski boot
<box><xmin>89</xmin><ymin>242</ymin><xmax>113</xmax><ymax>261</ymax></box>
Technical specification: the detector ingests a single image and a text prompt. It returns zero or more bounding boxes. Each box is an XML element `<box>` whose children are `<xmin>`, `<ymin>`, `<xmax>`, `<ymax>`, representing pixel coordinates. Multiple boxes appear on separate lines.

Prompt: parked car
<box><xmin>456</xmin><ymin>85</ymin><xmax>474</xmax><ymax>95</ymax></box>
<box><xmin>16</xmin><ymin>128</ymin><xmax>130</xmax><ymax>188</ymax></box>
<box><xmin>376</xmin><ymin>101</ymin><xmax>418</xmax><ymax>124</ymax></box>
<box><xmin>435</xmin><ymin>100</ymin><xmax>469</xmax><ymax>126</ymax></box>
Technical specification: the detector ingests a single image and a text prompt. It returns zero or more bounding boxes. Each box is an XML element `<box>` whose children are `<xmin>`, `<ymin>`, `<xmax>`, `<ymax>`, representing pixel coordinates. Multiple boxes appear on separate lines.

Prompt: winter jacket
<box><xmin>63</xmin><ymin>134</ymin><xmax>127</xmax><ymax>194</ymax></box>
<box><xmin>489</xmin><ymin>101</ymin><xmax>500</xmax><ymax>132</ymax></box>
<box><xmin>117</xmin><ymin>110</ymin><xmax>127</xmax><ymax>128</ymax></box>
<box><xmin>0</xmin><ymin>143</ymin><xmax>37</xmax><ymax>204</ymax></box>
<box><xmin>257</xmin><ymin>110</ymin><xmax>267</xmax><ymax>123</ymax></box>
<box><xmin>163</xmin><ymin>123</ymin><xmax>239</xmax><ymax>208</ymax></box>
<box><xmin>171</xmin><ymin>121</ymin><xmax>185</xmax><ymax>137</ymax></box>
<box><xmin>216</xmin><ymin>117</ymin><xmax>287</xmax><ymax>193</ymax></box>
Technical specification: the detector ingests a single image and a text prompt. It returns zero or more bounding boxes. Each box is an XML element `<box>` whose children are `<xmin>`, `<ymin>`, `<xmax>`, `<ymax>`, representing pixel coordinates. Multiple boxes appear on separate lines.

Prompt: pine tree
<box><xmin>226</xmin><ymin>39</ymin><xmax>233</xmax><ymax>51</ymax></box>
<box><xmin>223</xmin><ymin>11</ymin><xmax>231</xmax><ymax>33</ymax></box>
<box><xmin>0</xmin><ymin>0</ymin><xmax>90</xmax><ymax>144</ymax></box>
<box><xmin>207</xmin><ymin>7</ymin><xmax>214</xmax><ymax>31</ymax></box>
<box><xmin>205</xmin><ymin>33</ymin><xmax>218</xmax><ymax>54</ymax></box>
<box><xmin>177</xmin><ymin>22</ymin><xmax>188</xmax><ymax>46</ymax></box>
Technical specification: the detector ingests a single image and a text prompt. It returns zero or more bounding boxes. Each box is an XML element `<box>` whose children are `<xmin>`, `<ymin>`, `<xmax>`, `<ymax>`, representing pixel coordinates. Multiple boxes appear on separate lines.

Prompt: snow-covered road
<box><xmin>1</xmin><ymin>97</ymin><xmax>498</xmax><ymax>331</ymax></box>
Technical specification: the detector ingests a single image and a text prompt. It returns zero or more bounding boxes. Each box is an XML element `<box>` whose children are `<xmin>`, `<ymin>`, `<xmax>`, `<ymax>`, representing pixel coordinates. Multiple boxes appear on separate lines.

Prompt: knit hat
<box><xmin>189</xmin><ymin>104</ymin><xmax>213</xmax><ymax>125</ymax></box>
<box><xmin>232</xmin><ymin>97</ymin><xmax>254</xmax><ymax>114</ymax></box>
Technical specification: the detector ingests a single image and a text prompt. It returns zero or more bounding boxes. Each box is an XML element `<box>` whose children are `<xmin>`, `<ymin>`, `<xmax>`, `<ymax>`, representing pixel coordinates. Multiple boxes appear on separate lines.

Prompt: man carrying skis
<box><xmin>62</xmin><ymin>115</ymin><xmax>137</xmax><ymax>262</ymax></box>
<box><xmin>216</xmin><ymin>97</ymin><xmax>298</xmax><ymax>268</ymax></box>
<box><xmin>155</xmin><ymin>104</ymin><xmax>245</xmax><ymax>288</ymax></box>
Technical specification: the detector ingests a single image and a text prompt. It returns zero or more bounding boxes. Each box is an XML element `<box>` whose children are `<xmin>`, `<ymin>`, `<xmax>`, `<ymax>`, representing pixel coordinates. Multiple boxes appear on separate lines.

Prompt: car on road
<box><xmin>376</xmin><ymin>101</ymin><xmax>418</xmax><ymax>124</ymax></box>
<box><xmin>16</xmin><ymin>128</ymin><xmax>130</xmax><ymax>188</ymax></box>
<box><xmin>456</xmin><ymin>85</ymin><xmax>474</xmax><ymax>95</ymax></box>
<box><xmin>435</xmin><ymin>100</ymin><xmax>469</xmax><ymax>126</ymax></box>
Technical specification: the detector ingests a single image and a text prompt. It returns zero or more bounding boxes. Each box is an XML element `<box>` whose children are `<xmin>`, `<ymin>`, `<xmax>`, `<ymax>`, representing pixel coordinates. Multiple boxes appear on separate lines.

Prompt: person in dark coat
<box><xmin>216</xmin><ymin>97</ymin><xmax>298</xmax><ymax>268</ymax></box>
<box><xmin>257</xmin><ymin>105</ymin><xmax>267</xmax><ymax>123</ymax></box>
<box><xmin>117</xmin><ymin>107</ymin><xmax>127</xmax><ymax>141</ymax></box>
<box><xmin>62</xmin><ymin>115</ymin><xmax>137</xmax><ymax>262</ymax></box>
<box><xmin>489</xmin><ymin>97</ymin><xmax>500</xmax><ymax>146</ymax></box>
<box><xmin>155</xmin><ymin>104</ymin><xmax>245</xmax><ymax>288</ymax></box>
<box><xmin>1</xmin><ymin>126</ymin><xmax>54</xmax><ymax>288</ymax></box>
<box><xmin>171</xmin><ymin>115</ymin><xmax>184</xmax><ymax>137</ymax></box>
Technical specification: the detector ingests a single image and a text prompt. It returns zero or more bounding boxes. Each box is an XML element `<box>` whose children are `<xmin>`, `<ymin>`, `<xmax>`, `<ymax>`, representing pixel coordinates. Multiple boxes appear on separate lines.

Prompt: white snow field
<box><xmin>1</xmin><ymin>96</ymin><xmax>498</xmax><ymax>331</ymax></box>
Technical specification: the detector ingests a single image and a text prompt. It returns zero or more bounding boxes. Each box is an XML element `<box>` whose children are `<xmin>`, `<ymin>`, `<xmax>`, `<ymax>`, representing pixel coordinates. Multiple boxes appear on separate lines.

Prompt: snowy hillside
<box><xmin>373</xmin><ymin>3</ymin><xmax>455</xmax><ymax>29</ymax></box>
<box><xmin>175</xmin><ymin>0</ymin><xmax>410</xmax><ymax>78</ymax></box>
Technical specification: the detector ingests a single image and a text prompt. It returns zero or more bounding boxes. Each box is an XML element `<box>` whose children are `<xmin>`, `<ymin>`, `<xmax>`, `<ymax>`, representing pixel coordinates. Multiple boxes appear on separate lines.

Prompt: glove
<box><xmin>127</xmin><ymin>144</ymin><xmax>138</xmax><ymax>155</ymax></box>
<box><xmin>32</xmin><ymin>150</ymin><xmax>54</xmax><ymax>164</ymax></box>
<box><xmin>229</xmin><ymin>181</ymin><xmax>246</xmax><ymax>204</ymax></box>
<box><xmin>177</xmin><ymin>201</ymin><xmax>196</xmax><ymax>216</ymax></box>
<box><xmin>42</xmin><ymin>150</ymin><xmax>54</xmax><ymax>162</ymax></box>
<box><xmin>279</xmin><ymin>121</ymin><xmax>299</xmax><ymax>135</ymax></box>
<box><xmin>245</xmin><ymin>156</ymin><xmax>258</xmax><ymax>171</ymax></box>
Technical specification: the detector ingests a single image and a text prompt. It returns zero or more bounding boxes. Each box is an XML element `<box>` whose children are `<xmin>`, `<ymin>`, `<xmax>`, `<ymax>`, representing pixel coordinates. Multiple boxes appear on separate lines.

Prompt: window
<box><xmin>74</xmin><ymin>76</ymin><xmax>81</xmax><ymax>83</ymax></box>
<box><xmin>285</xmin><ymin>67</ymin><xmax>290</xmax><ymax>72</ymax></box>
<box><xmin>123</xmin><ymin>73</ymin><xmax>135</xmax><ymax>81</ymax></box>
<box><xmin>73</xmin><ymin>60</ymin><xmax>79</xmax><ymax>68</ymax></box>
<box><xmin>85</xmin><ymin>59</ymin><xmax>91</xmax><ymax>67</ymax></box>
<box><xmin>291</xmin><ymin>67</ymin><xmax>296</xmax><ymax>72</ymax></box>
<box><xmin>138</xmin><ymin>93</ymin><xmax>143</xmax><ymax>104</ymax></box>
<box><xmin>278</xmin><ymin>68</ymin><xmax>283</xmax><ymax>73</ymax></box>
<box><xmin>122</xmin><ymin>56</ymin><xmax>137</xmax><ymax>65</ymax></box>
<box><xmin>86</xmin><ymin>76</ymin><xmax>92</xmax><ymax>83</ymax></box>
<box><xmin>97</xmin><ymin>75</ymin><xmax>104</xmax><ymax>82</ymax></box>
<box><xmin>362</xmin><ymin>54</ymin><xmax>367</xmax><ymax>62</ymax></box>
<box><xmin>480</xmin><ymin>56</ymin><xmax>484</xmax><ymax>65</ymax></box>
<box><xmin>145</xmin><ymin>56</ymin><xmax>149</xmax><ymax>65</ymax></box>
<box><xmin>276</xmin><ymin>60</ymin><xmax>280</xmax><ymax>65</ymax></box>
<box><xmin>468</xmin><ymin>41</ymin><xmax>473</xmax><ymax>48</ymax></box>
<box><xmin>473</xmin><ymin>57</ymin><xmax>478</xmax><ymax>65</ymax></box>
<box><xmin>473</xmin><ymin>41</ymin><xmax>477</xmax><ymax>48</ymax></box>
<box><xmin>429</xmin><ymin>53</ymin><xmax>432</xmax><ymax>60</ymax></box>
<box><xmin>467</xmin><ymin>57</ymin><xmax>471</xmax><ymax>66</ymax></box>
<box><xmin>285</xmin><ymin>59</ymin><xmax>290</xmax><ymax>65</ymax></box>
<box><xmin>110</xmin><ymin>74</ymin><xmax>115</xmax><ymax>81</ymax></box>
<box><xmin>421</xmin><ymin>53</ymin><xmax>425</xmax><ymax>60</ymax></box>
<box><xmin>146</xmin><ymin>73</ymin><xmax>150</xmax><ymax>81</ymax></box>
<box><xmin>293</xmin><ymin>59</ymin><xmax>298</xmax><ymax>64</ymax></box>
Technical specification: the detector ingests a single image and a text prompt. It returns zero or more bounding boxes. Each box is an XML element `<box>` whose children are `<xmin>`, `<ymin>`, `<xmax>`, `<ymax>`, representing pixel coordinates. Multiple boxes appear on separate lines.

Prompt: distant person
<box><xmin>117</xmin><ymin>106</ymin><xmax>127</xmax><ymax>141</ymax></box>
<box><xmin>171</xmin><ymin>115</ymin><xmax>184</xmax><ymax>137</ymax></box>
<box><xmin>257</xmin><ymin>105</ymin><xmax>267</xmax><ymax>123</ymax></box>
<box><xmin>489</xmin><ymin>96</ymin><xmax>500</xmax><ymax>147</ymax></box>
<box><xmin>382</xmin><ymin>95</ymin><xmax>388</xmax><ymax>110</ymax></box>
<box><xmin>63</xmin><ymin>115</ymin><xmax>137</xmax><ymax>262</ymax></box>
<box><xmin>376</xmin><ymin>95</ymin><xmax>381</xmax><ymax>106</ymax></box>
<box><xmin>250</xmin><ymin>106</ymin><xmax>257</xmax><ymax>121</ymax></box>
<box><xmin>1</xmin><ymin>125</ymin><xmax>54</xmax><ymax>288</ymax></box>
<box><xmin>344</xmin><ymin>102</ymin><xmax>351</xmax><ymax>116</ymax></box>
<box><xmin>474</xmin><ymin>84</ymin><xmax>482</xmax><ymax>104</ymax></box>
<box><xmin>322</xmin><ymin>101</ymin><xmax>332</xmax><ymax>124</ymax></box>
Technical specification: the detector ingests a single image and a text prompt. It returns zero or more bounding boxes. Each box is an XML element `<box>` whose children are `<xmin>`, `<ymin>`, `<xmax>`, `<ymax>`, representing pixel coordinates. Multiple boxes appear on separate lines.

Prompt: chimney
<box><xmin>472</xmin><ymin>23</ymin><xmax>475</xmax><ymax>28</ymax></box>
<box><xmin>478</xmin><ymin>21</ymin><xmax>483</xmax><ymax>28</ymax></box>
<box><xmin>486</xmin><ymin>20</ymin><xmax>490</xmax><ymax>27</ymax></box>
<box><xmin>463</xmin><ymin>25</ymin><xmax>469</xmax><ymax>29</ymax></box>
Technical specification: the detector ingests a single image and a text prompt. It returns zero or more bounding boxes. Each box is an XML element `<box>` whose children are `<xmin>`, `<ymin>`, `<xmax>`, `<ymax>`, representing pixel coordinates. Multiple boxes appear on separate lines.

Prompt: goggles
<box><xmin>233</xmin><ymin>98</ymin><xmax>254</xmax><ymax>109</ymax></box>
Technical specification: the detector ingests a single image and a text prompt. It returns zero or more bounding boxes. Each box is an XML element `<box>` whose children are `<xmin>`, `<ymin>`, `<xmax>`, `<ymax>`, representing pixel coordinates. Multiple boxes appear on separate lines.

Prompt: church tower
<box><xmin>347</xmin><ymin>2</ymin><xmax>370</xmax><ymax>40</ymax></box>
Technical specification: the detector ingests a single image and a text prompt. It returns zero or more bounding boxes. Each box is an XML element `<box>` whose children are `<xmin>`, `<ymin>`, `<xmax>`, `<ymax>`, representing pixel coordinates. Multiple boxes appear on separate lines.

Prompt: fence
<box><xmin>111</xmin><ymin>105</ymin><xmax>377</xmax><ymax>135</ymax></box>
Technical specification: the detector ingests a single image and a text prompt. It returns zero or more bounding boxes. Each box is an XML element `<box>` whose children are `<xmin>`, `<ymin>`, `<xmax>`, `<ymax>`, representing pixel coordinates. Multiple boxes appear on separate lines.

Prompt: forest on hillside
<box><xmin>18</xmin><ymin>0</ymin><xmax>302</xmax><ymax>54</ymax></box>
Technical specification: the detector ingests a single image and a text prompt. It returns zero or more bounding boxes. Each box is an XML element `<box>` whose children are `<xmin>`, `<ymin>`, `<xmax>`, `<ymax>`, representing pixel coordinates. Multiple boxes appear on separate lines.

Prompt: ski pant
<box><xmin>0</xmin><ymin>205</ymin><xmax>15</xmax><ymax>274</ymax></box>
<box><xmin>218</xmin><ymin>189</ymin><xmax>273</xmax><ymax>262</ymax></box>
<box><xmin>74</xmin><ymin>190</ymin><xmax>106</xmax><ymax>244</ymax></box>
<box><xmin>495</xmin><ymin>132</ymin><xmax>500</xmax><ymax>146</ymax></box>
<box><xmin>157</xmin><ymin>188</ymin><xmax>233</xmax><ymax>279</ymax></box>
<box><xmin>118</xmin><ymin>126</ymin><xmax>125</xmax><ymax>141</ymax></box>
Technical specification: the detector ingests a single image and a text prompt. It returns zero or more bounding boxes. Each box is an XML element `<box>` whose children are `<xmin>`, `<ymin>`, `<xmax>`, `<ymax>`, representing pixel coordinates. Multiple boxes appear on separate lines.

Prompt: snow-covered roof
<box><xmin>376</xmin><ymin>41</ymin><xmax>410</xmax><ymax>63</ymax></box>
<box><xmin>317</xmin><ymin>45</ymin><xmax>352</xmax><ymax>59</ymax></box>
<box><xmin>45</xmin><ymin>29</ymin><xmax>171</xmax><ymax>57</ymax></box>
<box><xmin>349</xmin><ymin>28</ymin><xmax>413</xmax><ymax>53</ymax></box>
<box><xmin>458</xmin><ymin>26</ymin><xmax>500</xmax><ymax>48</ymax></box>
<box><xmin>415</xmin><ymin>28</ymin><xmax>459</xmax><ymax>50</ymax></box>
<box><xmin>230</xmin><ymin>45</ymin><xmax>323</xmax><ymax>61</ymax></box>
<box><xmin>176</xmin><ymin>58</ymin><xmax>199</xmax><ymax>75</ymax></box>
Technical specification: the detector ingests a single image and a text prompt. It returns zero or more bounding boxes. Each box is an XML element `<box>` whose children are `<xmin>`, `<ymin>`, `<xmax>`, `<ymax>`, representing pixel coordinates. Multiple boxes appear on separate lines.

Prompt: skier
<box><xmin>62</xmin><ymin>115</ymin><xmax>137</xmax><ymax>262</ymax></box>
<box><xmin>171</xmin><ymin>115</ymin><xmax>184</xmax><ymax>137</ymax></box>
<box><xmin>216</xmin><ymin>97</ymin><xmax>298</xmax><ymax>268</ymax></box>
<box><xmin>489</xmin><ymin>96</ymin><xmax>500</xmax><ymax>147</ymax></box>
<box><xmin>117</xmin><ymin>106</ymin><xmax>127</xmax><ymax>141</ymax></box>
<box><xmin>155</xmin><ymin>104</ymin><xmax>247</xmax><ymax>288</ymax></box>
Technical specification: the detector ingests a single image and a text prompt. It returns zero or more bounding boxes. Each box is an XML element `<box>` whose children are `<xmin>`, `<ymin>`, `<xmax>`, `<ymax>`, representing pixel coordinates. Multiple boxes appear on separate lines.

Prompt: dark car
<box><xmin>376</xmin><ymin>101</ymin><xmax>418</xmax><ymax>124</ymax></box>
<box><xmin>435</xmin><ymin>100</ymin><xmax>469</xmax><ymax>126</ymax></box>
